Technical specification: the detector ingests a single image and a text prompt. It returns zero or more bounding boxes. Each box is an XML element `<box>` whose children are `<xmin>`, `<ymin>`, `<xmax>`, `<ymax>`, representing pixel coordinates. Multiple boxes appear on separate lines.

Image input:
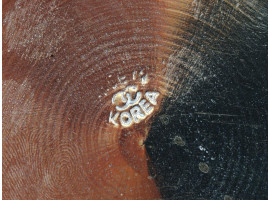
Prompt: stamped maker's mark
<box><xmin>109</xmin><ymin>72</ymin><xmax>159</xmax><ymax>128</ymax></box>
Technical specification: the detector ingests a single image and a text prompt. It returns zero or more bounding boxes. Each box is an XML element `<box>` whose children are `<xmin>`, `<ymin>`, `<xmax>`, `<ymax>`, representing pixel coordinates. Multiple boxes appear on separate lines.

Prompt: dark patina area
<box><xmin>146</xmin><ymin>1</ymin><xmax>267</xmax><ymax>199</ymax></box>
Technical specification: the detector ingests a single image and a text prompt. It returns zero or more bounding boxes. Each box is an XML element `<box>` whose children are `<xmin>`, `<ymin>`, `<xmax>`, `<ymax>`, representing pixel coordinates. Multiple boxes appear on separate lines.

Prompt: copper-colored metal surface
<box><xmin>3</xmin><ymin>0</ymin><xmax>267</xmax><ymax>199</ymax></box>
<box><xmin>3</xmin><ymin>0</ymin><xmax>186</xmax><ymax>199</ymax></box>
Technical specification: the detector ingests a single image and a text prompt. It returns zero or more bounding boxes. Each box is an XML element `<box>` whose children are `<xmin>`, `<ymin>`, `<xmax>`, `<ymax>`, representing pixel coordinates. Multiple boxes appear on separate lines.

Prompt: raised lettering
<box><xmin>120</xmin><ymin>111</ymin><xmax>133</xmax><ymax>127</ymax></box>
<box><xmin>139</xmin><ymin>99</ymin><xmax>154</xmax><ymax>115</ymax></box>
<box><xmin>130</xmin><ymin>106</ymin><xmax>146</xmax><ymax>123</ymax></box>
<box><xmin>145</xmin><ymin>91</ymin><xmax>159</xmax><ymax>105</ymax></box>
<box><xmin>109</xmin><ymin>111</ymin><xmax>120</xmax><ymax>126</ymax></box>
<box><xmin>116</xmin><ymin>92</ymin><xmax>142</xmax><ymax>111</ymax></box>
<box><xmin>109</xmin><ymin>77</ymin><xmax>160</xmax><ymax>127</ymax></box>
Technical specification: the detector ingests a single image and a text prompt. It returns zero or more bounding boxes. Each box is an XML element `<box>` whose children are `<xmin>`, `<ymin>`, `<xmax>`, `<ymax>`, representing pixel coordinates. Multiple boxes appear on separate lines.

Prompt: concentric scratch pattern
<box><xmin>3</xmin><ymin>0</ymin><xmax>183</xmax><ymax>199</ymax></box>
<box><xmin>146</xmin><ymin>0</ymin><xmax>267</xmax><ymax>199</ymax></box>
<box><xmin>3</xmin><ymin>0</ymin><xmax>267</xmax><ymax>199</ymax></box>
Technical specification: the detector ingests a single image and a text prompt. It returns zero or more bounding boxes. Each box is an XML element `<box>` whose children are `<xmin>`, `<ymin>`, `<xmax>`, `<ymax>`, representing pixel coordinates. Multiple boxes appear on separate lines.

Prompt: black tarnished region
<box><xmin>146</xmin><ymin>1</ymin><xmax>267</xmax><ymax>199</ymax></box>
<box><xmin>146</xmin><ymin>55</ymin><xmax>267</xmax><ymax>199</ymax></box>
